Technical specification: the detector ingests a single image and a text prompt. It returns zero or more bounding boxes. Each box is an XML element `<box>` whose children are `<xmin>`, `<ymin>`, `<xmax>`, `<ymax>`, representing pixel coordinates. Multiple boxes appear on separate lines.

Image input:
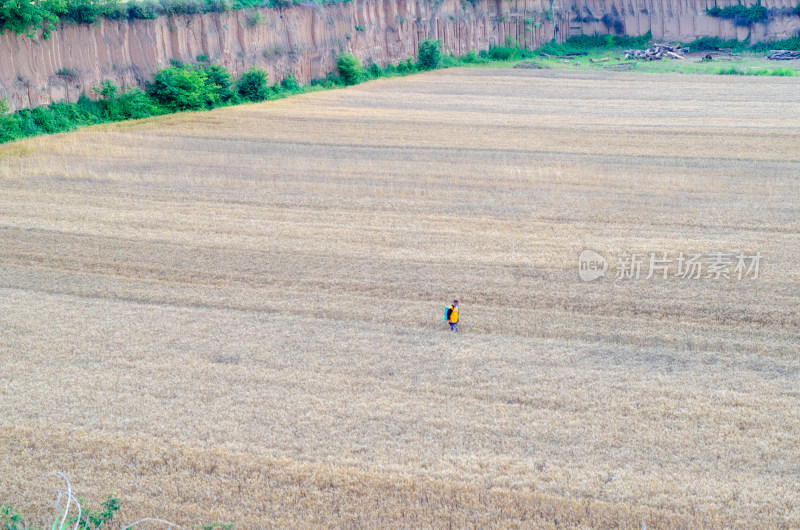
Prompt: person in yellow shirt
<box><xmin>446</xmin><ymin>300</ymin><xmax>459</xmax><ymax>332</ymax></box>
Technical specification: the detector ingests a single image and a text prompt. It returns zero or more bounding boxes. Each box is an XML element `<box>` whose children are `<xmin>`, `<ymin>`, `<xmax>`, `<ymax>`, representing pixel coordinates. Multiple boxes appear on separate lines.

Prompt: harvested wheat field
<box><xmin>1</xmin><ymin>68</ymin><xmax>799</xmax><ymax>528</ymax></box>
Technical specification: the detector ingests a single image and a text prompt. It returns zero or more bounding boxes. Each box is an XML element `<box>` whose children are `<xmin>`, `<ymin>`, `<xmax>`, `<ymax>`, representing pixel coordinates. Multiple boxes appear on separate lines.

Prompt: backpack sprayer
<box><xmin>438</xmin><ymin>302</ymin><xmax>470</xmax><ymax>332</ymax></box>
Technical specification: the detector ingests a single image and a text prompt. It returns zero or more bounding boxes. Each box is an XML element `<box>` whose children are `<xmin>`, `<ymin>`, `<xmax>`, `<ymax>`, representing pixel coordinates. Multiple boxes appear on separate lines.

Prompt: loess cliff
<box><xmin>0</xmin><ymin>0</ymin><xmax>799</xmax><ymax>110</ymax></box>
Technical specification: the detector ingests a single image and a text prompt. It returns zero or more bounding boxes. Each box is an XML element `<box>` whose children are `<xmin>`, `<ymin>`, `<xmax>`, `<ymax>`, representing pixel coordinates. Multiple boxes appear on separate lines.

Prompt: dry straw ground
<box><xmin>1</xmin><ymin>69</ymin><xmax>799</xmax><ymax>528</ymax></box>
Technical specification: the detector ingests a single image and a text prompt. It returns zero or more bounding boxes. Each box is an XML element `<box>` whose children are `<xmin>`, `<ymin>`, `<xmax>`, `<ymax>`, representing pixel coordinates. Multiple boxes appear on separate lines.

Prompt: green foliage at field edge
<box><xmin>480</xmin><ymin>32</ymin><xmax>653</xmax><ymax>61</ymax></box>
<box><xmin>683</xmin><ymin>35</ymin><xmax>800</xmax><ymax>52</ymax></box>
<box><xmin>336</xmin><ymin>53</ymin><xmax>366</xmax><ymax>85</ymax></box>
<box><xmin>417</xmin><ymin>39</ymin><xmax>442</xmax><ymax>70</ymax></box>
<box><xmin>2</xmin><ymin>33</ymin><xmax>798</xmax><ymax>146</ymax></box>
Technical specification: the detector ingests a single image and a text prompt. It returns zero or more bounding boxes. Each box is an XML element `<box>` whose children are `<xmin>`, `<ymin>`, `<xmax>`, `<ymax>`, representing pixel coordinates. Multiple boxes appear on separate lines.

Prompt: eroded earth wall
<box><xmin>1</xmin><ymin>0</ymin><xmax>799</xmax><ymax>110</ymax></box>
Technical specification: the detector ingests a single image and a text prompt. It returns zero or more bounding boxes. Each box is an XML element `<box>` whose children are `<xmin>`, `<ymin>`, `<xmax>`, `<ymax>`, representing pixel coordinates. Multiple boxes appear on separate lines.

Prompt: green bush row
<box><xmin>706</xmin><ymin>2</ymin><xmax>768</xmax><ymax>26</ymax></box>
<box><xmin>0</xmin><ymin>57</ymin><xmax>283</xmax><ymax>143</ymax></box>
<box><xmin>683</xmin><ymin>35</ymin><xmax>800</xmax><ymax>52</ymax></box>
<box><xmin>480</xmin><ymin>32</ymin><xmax>653</xmax><ymax>61</ymax></box>
<box><xmin>3</xmin><ymin>34</ymin><xmax>798</xmax><ymax>145</ymax></box>
<box><xmin>0</xmin><ymin>0</ymin><xmax>353</xmax><ymax>39</ymax></box>
<box><xmin>0</xmin><ymin>40</ymin><xmax>461</xmax><ymax>144</ymax></box>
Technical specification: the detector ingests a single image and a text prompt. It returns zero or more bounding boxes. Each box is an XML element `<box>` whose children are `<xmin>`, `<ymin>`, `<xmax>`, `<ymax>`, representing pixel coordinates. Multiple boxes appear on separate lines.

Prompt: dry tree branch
<box><xmin>50</xmin><ymin>472</ymin><xmax>82</xmax><ymax>530</ymax></box>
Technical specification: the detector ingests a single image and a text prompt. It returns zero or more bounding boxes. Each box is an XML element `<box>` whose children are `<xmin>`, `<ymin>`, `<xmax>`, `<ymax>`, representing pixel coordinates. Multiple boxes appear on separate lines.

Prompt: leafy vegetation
<box><xmin>56</xmin><ymin>67</ymin><xmax>79</xmax><ymax>81</ymax></box>
<box><xmin>1</xmin><ymin>505</ymin><xmax>24</xmax><ymax>528</ymax></box>
<box><xmin>540</xmin><ymin>32</ymin><xmax>652</xmax><ymax>54</ymax></box>
<box><xmin>236</xmin><ymin>67</ymin><xmax>270</xmax><ymax>101</ymax></box>
<box><xmin>684</xmin><ymin>35</ymin><xmax>800</xmax><ymax>52</ymax></box>
<box><xmin>336</xmin><ymin>53</ymin><xmax>365</xmax><ymax>85</ymax></box>
<box><xmin>2</xmin><ymin>30</ymin><xmax>798</xmax><ymax>145</ymax></box>
<box><xmin>706</xmin><ymin>2</ymin><xmax>768</xmax><ymax>25</ymax></box>
<box><xmin>0</xmin><ymin>0</ymin><xmax>61</xmax><ymax>38</ymax></box>
<box><xmin>417</xmin><ymin>39</ymin><xmax>442</xmax><ymax>70</ymax></box>
<box><xmin>148</xmin><ymin>64</ymin><xmax>220</xmax><ymax>110</ymax></box>
<box><xmin>478</xmin><ymin>32</ymin><xmax>652</xmax><ymax>61</ymax></box>
<box><xmin>748</xmin><ymin>35</ymin><xmax>800</xmax><ymax>51</ymax></box>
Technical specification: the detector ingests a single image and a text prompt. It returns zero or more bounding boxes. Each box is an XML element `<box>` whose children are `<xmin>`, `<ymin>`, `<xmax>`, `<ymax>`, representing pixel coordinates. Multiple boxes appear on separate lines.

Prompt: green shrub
<box><xmin>461</xmin><ymin>49</ymin><xmax>479</xmax><ymax>63</ymax></box>
<box><xmin>0</xmin><ymin>0</ymin><xmax>61</xmax><ymax>38</ymax></box>
<box><xmin>94</xmin><ymin>79</ymin><xmax>119</xmax><ymax>99</ymax></box>
<box><xmin>440</xmin><ymin>53</ymin><xmax>457</xmax><ymax>67</ymax></box>
<box><xmin>30</xmin><ymin>106</ymin><xmax>62</xmax><ymax>133</ymax></box>
<box><xmin>127</xmin><ymin>0</ymin><xmax>162</xmax><ymax>19</ymax></box>
<box><xmin>393</xmin><ymin>57</ymin><xmax>416</xmax><ymax>73</ymax></box>
<box><xmin>749</xmin><ymin>35</ymin><xmax>800</xmax><ymax>51</ymax></box>
<box><xmin>1</xmin><ymin>505</ymin><xmax>24</xmax><ymax>529</ymax></box>
<box><xmin>160</xmin><ymin>0</ymin><xmax>205</xmax><ymax>16</ymax></box>
<box><xmin>280</xmin><ymin>73</ymin><xmax>301</xmax><ymax>92</ymax></box>
<box><xmin>148</xmin><ymin>65</ymin><xmax>218</xmax><ymax>110</ymax></box>
<box><xmin>113</xmin><ymin>86</ymin><xmax>161</xmax><ymax>118</ymax></box>
<box><xmin>236</xmin><ymin>67</ymin><xmax>269</xmax><ymax>101</ymax></box>
<box><xmin>201</xmin><ymin>62</ymin><xmax>235</xmax><ymax>102</ymax></box>
<box><xmin>488</xmin><ymin>45</ymin><xmax>516</xmax><ymax>60</ymax></box>
<box><xmin>245</xmin><ymin>8</ymin><xmax>263</xmax><ymax>26</ymax></box>
<box><xmin>61</xmin><ymin>0</ymin><xmax>107</xmax><ymax>24</ymax></box>
<box><xmin>336</xmin><ymin>53</ymin><xmax>365</xmax><ymax>85</ymax></box>
<box><xmin>65</xmin><ymin>495</ymin><xmax>120</xmax><ymax>529</ymax></box>
<box><xmin>417</xmin><ymin>39</ymin><xmax>442</xmax><ymax>70</ymax></box>
<box><xmin>1</xmin><ymin>93</ymin><xmax>107</xmax><ymax>143</ymax></box>
<box><xmin>366</xmin><ymin>62</ymin><xmax>382</xmax><ymax>78</ymax></box>
<box><xmin>56</xmin><ymin>67</ymin><xmax>80</xmax><ymax>82</ymax></box>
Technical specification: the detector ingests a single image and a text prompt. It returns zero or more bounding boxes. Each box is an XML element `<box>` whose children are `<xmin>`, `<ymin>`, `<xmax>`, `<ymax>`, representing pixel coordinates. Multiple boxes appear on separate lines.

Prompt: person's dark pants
<box><xmin>450</xmin><ymin>322</ymin><xmax>458</xmax><ymax>332</ymax></box>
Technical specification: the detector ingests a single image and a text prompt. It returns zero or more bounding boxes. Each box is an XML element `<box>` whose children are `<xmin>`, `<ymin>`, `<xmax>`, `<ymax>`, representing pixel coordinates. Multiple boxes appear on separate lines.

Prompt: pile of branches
<box><xmin>624</xmin><ymin>43</ymin><xmax>686</xmax><ymax>60</ymax></box>
<box><xmin>767</xmin><ymin>50</ymin><xmax>800</xmax><ymax>60</ymax></box>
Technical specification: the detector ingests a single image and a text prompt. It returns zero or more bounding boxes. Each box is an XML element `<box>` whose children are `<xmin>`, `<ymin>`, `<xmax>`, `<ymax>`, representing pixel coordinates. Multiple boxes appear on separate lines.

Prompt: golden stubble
<box><xmin>1</xmin><ymin>68</ymin><xmax>799</xmax><ymax>528</ymax></box>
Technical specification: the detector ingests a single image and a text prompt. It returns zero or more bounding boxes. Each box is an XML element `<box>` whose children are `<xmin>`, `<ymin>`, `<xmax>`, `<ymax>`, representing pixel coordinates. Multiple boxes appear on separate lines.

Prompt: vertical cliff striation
<box><xmin>1</xmin><ymin>0</ymin><xmax>798</xmax><ymax>110</ymax></box>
